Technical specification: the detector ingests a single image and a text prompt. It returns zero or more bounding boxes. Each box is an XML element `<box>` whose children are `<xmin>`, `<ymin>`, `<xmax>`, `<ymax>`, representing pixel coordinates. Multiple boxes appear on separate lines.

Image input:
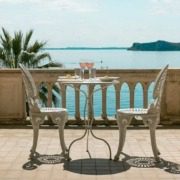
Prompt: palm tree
<box><xmin>0</xmin><ymin>27</ymin><xmax>51</xmax><ymax>68</ymax></box>
<box><xmin>0</xmin><ymin>28</ymin><xmax>60</xmax><ymax>110</ymax></box>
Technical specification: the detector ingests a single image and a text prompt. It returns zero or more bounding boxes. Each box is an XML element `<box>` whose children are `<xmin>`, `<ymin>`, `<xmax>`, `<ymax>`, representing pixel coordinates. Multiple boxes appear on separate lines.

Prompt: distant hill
<box><xmin>128</xmin><ymin>40</ymin><xmax>180</xmax><ymax>51</ymax></box>
<box><xmin>43</xmin><ymin>47</ymin><xmax>127</xmax><ymax>50</ymax></box>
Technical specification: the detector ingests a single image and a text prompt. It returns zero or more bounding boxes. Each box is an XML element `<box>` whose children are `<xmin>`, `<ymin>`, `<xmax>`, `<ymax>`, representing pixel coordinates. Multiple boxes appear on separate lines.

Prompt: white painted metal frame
<box><xmin>19</xmin><ymin>64</ymin><xmax>68</xmax><ymax>160</ymax></box>
<box><xmin>114</xmin><ymin>65</ymin><xmax>169</xmax><ymax>162</ymax></box>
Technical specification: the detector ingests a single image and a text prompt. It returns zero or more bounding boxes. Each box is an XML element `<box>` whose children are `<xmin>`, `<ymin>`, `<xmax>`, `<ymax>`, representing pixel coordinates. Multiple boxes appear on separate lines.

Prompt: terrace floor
<box><xmin>0</xmin><ymin>126</ymin><xmax>180</xmax><ymax>180</ymax></box>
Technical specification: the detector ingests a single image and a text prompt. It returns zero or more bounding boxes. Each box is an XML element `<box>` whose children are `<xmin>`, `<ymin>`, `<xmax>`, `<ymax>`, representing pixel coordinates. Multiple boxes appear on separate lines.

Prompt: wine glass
<box><xmin>79</xmin><ymin>62</ymin><xmax>86</xmax><ymax>79</ymax></box>
<box><xmin>86</xmin><ymin>62</ymin><xmax>94</xmax><ymax>79</ymax></box>
<box><xmin>86</xmin><ymin>62</ymin><xmax>94</xmax><ymax>69</ymax></box>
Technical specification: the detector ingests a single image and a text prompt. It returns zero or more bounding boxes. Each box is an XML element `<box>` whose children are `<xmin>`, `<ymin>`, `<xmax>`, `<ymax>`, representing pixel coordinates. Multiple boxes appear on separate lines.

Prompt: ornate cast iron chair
<box><xmin>114</xmin><ymin>65</ymin><xmax>168</xmax><ymax>162</ymax></box>
<box><xmin>19</xmin><ymin>64</ymin><xmax>68</xmax><ymax>160</ymax></box>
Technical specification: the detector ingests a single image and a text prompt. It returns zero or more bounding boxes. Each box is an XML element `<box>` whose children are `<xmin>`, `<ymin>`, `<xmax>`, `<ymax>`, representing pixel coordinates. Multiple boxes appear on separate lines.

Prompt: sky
<box><xmin>0</xmin><ymin>0</ymin><xmax>180</xmax><ymax>47</ymax></box>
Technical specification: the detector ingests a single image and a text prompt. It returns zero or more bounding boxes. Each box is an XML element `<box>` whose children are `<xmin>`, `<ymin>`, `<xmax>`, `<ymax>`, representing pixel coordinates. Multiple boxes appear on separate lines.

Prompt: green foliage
<box><xmin>0</xmin><ymin>27</ymin><xmax>51</xmax><ymax>68</ymax></box>
<box><xmin>0</xmin><ymin>28</ymin><xmax>60</xmax><ymax>108</ymax></box>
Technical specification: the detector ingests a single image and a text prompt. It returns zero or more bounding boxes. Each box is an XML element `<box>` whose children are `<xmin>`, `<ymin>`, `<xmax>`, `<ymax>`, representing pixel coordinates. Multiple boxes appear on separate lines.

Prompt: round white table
<box><xmin>57</xmin><ymin>77</ymin><xmax>119</xmax><ymax>160</ymax></box>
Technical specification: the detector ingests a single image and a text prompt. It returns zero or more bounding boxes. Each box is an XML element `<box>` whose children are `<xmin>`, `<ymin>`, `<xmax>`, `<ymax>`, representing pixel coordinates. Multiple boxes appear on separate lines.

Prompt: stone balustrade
<box><xmin>0</xmin><ymin>68</ymin><xmax>180</xmax><ymax>125</ymax></box>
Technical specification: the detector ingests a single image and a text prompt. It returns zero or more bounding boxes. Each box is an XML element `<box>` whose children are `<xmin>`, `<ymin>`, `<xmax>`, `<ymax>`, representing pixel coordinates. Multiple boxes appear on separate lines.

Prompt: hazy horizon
<box><xmin>0</xmin><ymin>0</ymin><xmax>180</xmax><ymax>48</ymax></box>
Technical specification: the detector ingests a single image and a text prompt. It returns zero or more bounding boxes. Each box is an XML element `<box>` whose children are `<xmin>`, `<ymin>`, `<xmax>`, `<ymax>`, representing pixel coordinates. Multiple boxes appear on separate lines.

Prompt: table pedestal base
<box><xmin>67</xmin><ymin>127</ymin><xmax>112</xmax><ymax>161</ymax></box>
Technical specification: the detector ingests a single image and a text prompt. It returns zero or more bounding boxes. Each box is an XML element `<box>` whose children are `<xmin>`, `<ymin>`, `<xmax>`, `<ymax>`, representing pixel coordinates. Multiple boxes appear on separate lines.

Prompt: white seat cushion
<box><xmin>117</xmin><ymin>108</ymin><xmax>148</xmax><ymax>115</ymax></box>
<box><xmin>40</xmin><ymin>107</ymin><xmax>67</xmax><ymax>113</ymax></box>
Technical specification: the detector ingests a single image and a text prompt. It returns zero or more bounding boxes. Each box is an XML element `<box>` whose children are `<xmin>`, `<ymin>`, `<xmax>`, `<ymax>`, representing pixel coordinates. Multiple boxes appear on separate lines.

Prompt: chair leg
<box><xmin>149</xmin><ymin>123</ymin><xmax>160</xmax><ymax>162</ymax></box>
<box><xmin>53</xmin><ymin>112</ymin><xmax>68</xmax><ymax>159</ymax></box>
<box><xmin>30</xmin><ymin>118</ymin><xmax>40</xmax><ymax>159</ymax></box>
<box><xmin>114</xmin><ymin>117</ymin><xmax>131</xmax><ymax>161</ymax></box>
<box><xmin>114</xmin><ymin>124</ymin><xmax>127</xmax><ymax>161</ymax></box>
<box><xmin>58</xmin><ymin>124</ymin><xmax>68</xmax><ymax>156</ymax></box>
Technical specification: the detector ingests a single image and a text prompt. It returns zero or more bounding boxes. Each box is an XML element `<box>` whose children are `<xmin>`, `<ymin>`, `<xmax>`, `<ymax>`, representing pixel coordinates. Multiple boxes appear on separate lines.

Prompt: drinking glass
<box><xmin>90</xmin><ymin>68</ymin><xmax>96</xmax><ymax>79</ymax></box>
<box><xmin>79</xmin><ymin>62</ymin><xmax>86</xmax><ymax>79</ymax></box>
<box><xmin>74</xmin><ymin>68</ymin><xmax>81</xmax><ymax>79</ymax></box>
<box><xmin>86</xmin><ymin>62</ymin><xmax>94</xmax><ymax>79</ymax></box>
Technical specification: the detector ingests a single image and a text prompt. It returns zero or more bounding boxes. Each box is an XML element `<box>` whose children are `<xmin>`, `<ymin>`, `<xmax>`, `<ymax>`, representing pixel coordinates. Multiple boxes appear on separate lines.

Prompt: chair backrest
<box><xmin>148</xmin><ymin>65</ymin><xmax>169</xmax><ymax>113</ymax></box>
<box><xmin>19</xmin><ymin>63</ymin><xmax>40</xmax><ymax>113</ymax></box>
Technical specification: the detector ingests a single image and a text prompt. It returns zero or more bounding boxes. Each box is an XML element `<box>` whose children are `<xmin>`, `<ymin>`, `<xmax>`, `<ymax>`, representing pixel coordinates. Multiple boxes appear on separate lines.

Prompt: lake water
<box><xmin>44</xmin><ymin>49</ymin><xmax>180</xmax><ymax>117</ymax></box>
<box><xmin>44</xmin><ymin>49</ymin><xmax>180</xmax><ymax>69</ymax></box>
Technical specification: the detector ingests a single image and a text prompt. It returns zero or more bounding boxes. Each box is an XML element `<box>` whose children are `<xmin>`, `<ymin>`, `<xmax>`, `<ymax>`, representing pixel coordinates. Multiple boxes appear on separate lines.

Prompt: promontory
<box><xmin>128</xmin><ymin>40</ymin><xmax>180</xmax><ymax>51</ymax></box>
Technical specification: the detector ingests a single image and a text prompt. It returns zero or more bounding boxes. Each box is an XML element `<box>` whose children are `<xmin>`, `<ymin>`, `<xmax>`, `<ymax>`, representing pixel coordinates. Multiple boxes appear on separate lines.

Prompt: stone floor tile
<box><xmin>0</xmin><ymin>128</ymin><xmax>179</xmax><ymax>179</ymax></box>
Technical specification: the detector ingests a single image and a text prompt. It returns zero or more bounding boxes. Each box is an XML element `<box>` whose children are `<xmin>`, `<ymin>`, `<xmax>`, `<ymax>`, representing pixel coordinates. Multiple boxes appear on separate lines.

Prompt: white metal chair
<box><xmin>19</xmin><ymin>63</ymin><xmax>68</xmax><ymax>159</ymax></box>
<box><xmin>114</xmin><ymin>65</ymin><xmax>168</xmax><ymax>162</ymax></box>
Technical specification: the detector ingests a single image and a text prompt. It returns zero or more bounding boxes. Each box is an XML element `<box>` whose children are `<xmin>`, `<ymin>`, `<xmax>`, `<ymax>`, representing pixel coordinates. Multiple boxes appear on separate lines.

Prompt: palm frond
<box><xmin>0</xmin><ymin>47</ymin><xmax>13</xmax><ymax>67</ymax></box>
<box><xmin>12</xmin><ymin>31</ymin><xmax>23</xmax><ymax>67</ymax></box>
<box><xmin>23</xmin><ymin>29</ymin><xmax>33</xmax><ymax>50</ymax></box>
<box><xmin>0</xmin><ymin>48</ymin><xmax>5</xmax><ymax>66</ymax></box>
<box><xmin>12</xmin><ymin>31</ymin><xmax>22</xmax><ymax>56</ymax></box>
<box><xmin>0</xmin><ymin>28</ymin><xmax>12</xmax><ymax>52</ymax></box>
<box><xmin>27</xmin><ymin>41</ymin><xmax>46</xmax><ymax>53</ymax></box>
<box><xmin>0</xmin><ymin>48</ymin><xmax>5</xmax><ymax>59</ymax></box>
<box><xmin>1</xmin><ymin>27</ymin><xmax>11</xmax><ymax>43</ymax></box>
<box><xmin>38</xmin><ymin>84</ymin><xmax>48</xmax><ymax>106</ymax></box>
<box><xmin>19</xmin><ymin>51</ymin><xmax>35</xmax><ymax>67</ymax></box>
<box><xmin>30</xmin><ymin>53</ymin><xmax>51</xmax><ymax>67</ymax></box>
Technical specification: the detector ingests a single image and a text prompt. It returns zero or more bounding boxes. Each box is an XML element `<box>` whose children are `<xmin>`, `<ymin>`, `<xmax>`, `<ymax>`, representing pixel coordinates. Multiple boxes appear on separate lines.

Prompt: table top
<box><xmin>57</xmin><ymin>76</ymin><xmax>120</xmax><ymax>85</ymax></box>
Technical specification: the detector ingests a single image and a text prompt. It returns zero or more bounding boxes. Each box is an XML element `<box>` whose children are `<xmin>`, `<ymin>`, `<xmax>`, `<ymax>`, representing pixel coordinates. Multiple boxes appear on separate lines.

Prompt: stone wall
<box><xmin>0</xmin><ymin>68</ymin><xmax>179</xmax><ymax>125</ymax></box>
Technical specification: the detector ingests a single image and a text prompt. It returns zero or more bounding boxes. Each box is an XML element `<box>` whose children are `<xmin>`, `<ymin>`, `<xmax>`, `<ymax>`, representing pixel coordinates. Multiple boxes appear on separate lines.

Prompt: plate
<box><xmin>58</xmin><ymin>75</ymin><xmax>76</xmax><ymax>79</ymax></box>
<box><xmin>99</xmin><ymin>76</ymin><xmax>119</xmax><ymax>82</ymax></box>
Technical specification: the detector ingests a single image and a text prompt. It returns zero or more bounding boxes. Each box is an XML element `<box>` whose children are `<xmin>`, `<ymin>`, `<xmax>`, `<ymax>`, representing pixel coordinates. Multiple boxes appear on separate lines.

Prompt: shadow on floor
<box><xmin>22</xmin><ymin>153</ymin><xmax>65</xmax><ymax>170</ymax></box>
<box><xmin>63</xmin><ymin>153</ymin><xmax>180</xmax><ymax>175</ymax></box>
<box><xmin>22</xmin><ymin>152</ymin><xmax>180</xmax><ymax>175</ymax></box>
<box><xmin>64</xmin><ymin>158</ymin><xmax>130</xmax><ymax>175</ymax></box>
<box><xmin>121</xmin><ymin>153</ymin><xmax>180</xmax><ymax>174</ymax></box>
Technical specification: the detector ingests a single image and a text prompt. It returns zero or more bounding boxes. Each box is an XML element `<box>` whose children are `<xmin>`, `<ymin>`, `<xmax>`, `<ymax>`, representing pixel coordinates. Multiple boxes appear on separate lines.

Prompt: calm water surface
<box><xmin>44</xmin><ymin>49</ymin><xmax>180</xmax><ymax>69</ymax></box>
<box><xmin>45</xmin><ymin>49</ymin><xmax>180</xmax><ymax>117</ymax></box>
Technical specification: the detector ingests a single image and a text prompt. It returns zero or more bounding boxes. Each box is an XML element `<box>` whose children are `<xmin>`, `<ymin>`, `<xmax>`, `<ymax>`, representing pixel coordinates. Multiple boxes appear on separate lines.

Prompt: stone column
<box><xmin>115</xmin><ymin>83</ymin><xmax>121</xmax><ymax>110</ymax></box>
<box><xmin>61</xmin><ymin>84</ymin><xmax>67</xmax><ymax>108</ymax></box>
<box><xmin>129</xmin><ymin>83</ymin><xmax>135</xmax><ymax>108</ymax></box>
<box><xmin>74</xmin><ymin>84</ymin><xmax>81</xmax><ymax>120</ymax></box>
<box><xmin>143</xmin><ymin>82</ymin><xmax>148</xmax><ymax>108</ymax></box>
<box><xmin>101</xmin><ymin>85</ymin><xmax>108</xmax><ymax>119</ymax></box>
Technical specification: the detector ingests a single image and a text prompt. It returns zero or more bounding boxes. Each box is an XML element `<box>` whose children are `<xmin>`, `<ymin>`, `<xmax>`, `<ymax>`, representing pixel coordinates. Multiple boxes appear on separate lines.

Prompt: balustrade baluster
<box><xmin>101</xmin><ymin>85</ymin><xmax>108</xmax><ymax>120</ymax></box>
<box><xmin>129</xmin><ymin>83</ymin><xmax>135</xmax><ymax>108</ymax></box>
<box><xmin>143</xmin><ymin>83</ymin><xmax>148</xmax><ymax>108</ymax></box>
<box><xmin>115</xmin><ymin>83</ymin><xmax>121</xmax><ymax>110</ymax></box>
<box><xmin>74</xmin><ymin>84</ymin><xmax>81</xmax><ymax>121</ymax></box>
<box><xmin>60</xmin><ymin>84</ymin><xmax>67</xmax><ymax>108</ymax></box>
